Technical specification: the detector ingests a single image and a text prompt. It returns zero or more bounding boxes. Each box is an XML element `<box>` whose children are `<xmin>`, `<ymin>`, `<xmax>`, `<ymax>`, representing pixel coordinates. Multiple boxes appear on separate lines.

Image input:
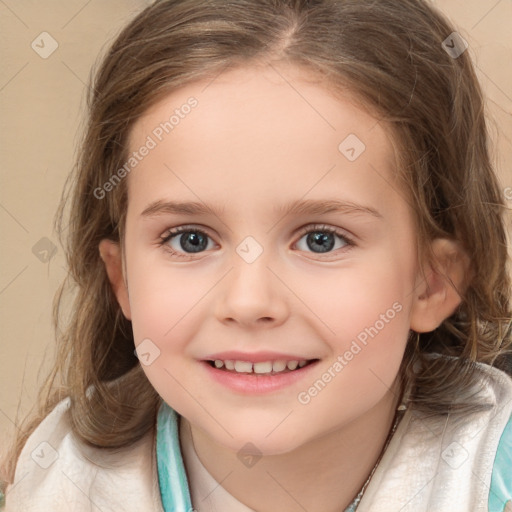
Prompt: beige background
<box><xmin>1</xmin><ymin>0</ymin><xmax>511</xmax><ymax>452</ymax></box>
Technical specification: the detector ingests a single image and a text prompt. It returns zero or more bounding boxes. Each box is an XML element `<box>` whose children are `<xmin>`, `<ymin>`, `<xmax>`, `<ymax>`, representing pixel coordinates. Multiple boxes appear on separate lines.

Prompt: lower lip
<box><xmin>201</xmin><ymin>360</ymin><xmax>320</xmax><ymax>394</ymax></box>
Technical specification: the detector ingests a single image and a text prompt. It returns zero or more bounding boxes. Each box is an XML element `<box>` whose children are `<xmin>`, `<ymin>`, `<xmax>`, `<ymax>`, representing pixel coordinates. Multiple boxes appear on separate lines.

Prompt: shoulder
<box><xmin>473</xmin><ymin>363</ymin><xmax>512</xmax><ymax>510</ymax></box>
<box><xmin>3</xmin><ymin>397</ymin><xmax>164</xmax><ymax>512</ymax></box>
<box><xmin>358</xmin><ymin>361</ymin><xmax>512</xmax><ymax>511</ymax></box>
<box><xmin>474</xmin><ymin>360</ymin><xmax>512</xmax><ymax>405</ymax></box>
<box><xmin>489</xmin><ymin>397</ymin><xmax>512</xmax><ymax>512</ymax></box>
<box><xmin>416</xmin><ymin>361</ymin><xmax>512</xmax><ymax>462</ymax></box>
<box><xmin>407</xmin><ymin>360</ymin><xmax>512</xmax><ymax>439</ymax></box>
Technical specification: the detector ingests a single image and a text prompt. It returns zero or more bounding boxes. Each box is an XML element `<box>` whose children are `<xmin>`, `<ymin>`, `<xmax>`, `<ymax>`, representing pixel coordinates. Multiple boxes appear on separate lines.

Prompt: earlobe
<box><xmin>98</xmin><ymin>239</ymin><xmax>131</xmax><ymax>320</ymax></box>
<box><xmin>409</xmin><ymin>238</ymin><xmax>471</xmax><ymax>333</ymax></box>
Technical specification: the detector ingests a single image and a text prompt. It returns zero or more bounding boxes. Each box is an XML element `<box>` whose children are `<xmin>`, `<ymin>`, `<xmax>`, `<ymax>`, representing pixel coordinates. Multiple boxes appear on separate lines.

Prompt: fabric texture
<box><xmin>355</xmin><ymin>363</ymin><xmax>512</xmax><ymax>511</ymax></box>
<box><xmin>156</xmin><ymin>361</ymin><xmax>512</xmax><ymax>512</ymax></box>
<box><xmin>489</xmin><ymin>412</ymin><xmax>512</xmax><ymax>512</ymax></box>
<box><xmin>176</xmin><ymin>408</ymin><xmax>255</xmax><ymax>511</ymax></box>
<box><xmin>161</xmin><ymin>402</ymin><xmax>362</xmax><ymax>511</ymax></box>
<box><xmin>3</xmin><ymin>360</ymin><xmax>512</xmax><ymax>511</ymax></box>
<box><xmin>3</xmin><ymin>398</ymin><xmax>164</xmax><ymax>512</ymax></box>
<box><xmin>156</xmin><ymin>401</ymin><xmax>192</xmax><ymax>512</ymax></box>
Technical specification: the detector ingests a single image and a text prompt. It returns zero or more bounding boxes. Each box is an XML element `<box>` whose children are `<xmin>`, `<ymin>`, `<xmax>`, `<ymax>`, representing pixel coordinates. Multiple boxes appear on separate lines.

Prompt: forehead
<box><xmin>126</xmin><ymin>63</ymin><xmax>403</xmax><ymax>219</ymax></box>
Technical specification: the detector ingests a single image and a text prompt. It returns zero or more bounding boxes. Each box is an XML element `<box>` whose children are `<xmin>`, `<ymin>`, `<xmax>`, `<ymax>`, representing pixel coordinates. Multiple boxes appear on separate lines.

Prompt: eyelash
<box><xmin>158</xmin><ymin>224</ymin><xmax>356</xmax><ymax>259</ymax></box>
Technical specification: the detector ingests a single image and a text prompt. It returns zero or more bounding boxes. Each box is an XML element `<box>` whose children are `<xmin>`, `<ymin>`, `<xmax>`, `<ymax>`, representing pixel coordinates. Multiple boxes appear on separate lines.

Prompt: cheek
<box><xmin>292</xmin><ymin>249</ymin><xmax>413</xmax><ymax>342</ymax></box>
<box><xmin>298</xmin><ymin>287</ymin><xmax>411</xmax><ymax>424</ymax></box>
<box><xmin>126</xmin><ymin>254</ymin><xmax>204</xmax><ymax>342</ymax></box>
<box><xmin>125</xmin><ymin>259</ymin><xmax>209</xmax><ymax>412</ymax></box>
<box><xmin>331</xmin><ymin>276</ymin><xmax>409</xmax><ymax>344</ymax></box>
<box><xmin>292</xmin><ymin>250</ymin><xmax>414</xmax><ymax>398</ymax></box>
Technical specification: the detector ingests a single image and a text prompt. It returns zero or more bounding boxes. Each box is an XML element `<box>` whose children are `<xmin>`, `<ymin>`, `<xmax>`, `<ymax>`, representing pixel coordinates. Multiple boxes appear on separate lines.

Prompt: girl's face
<box><xmin>104</xmin><ymin>64</ymin><xmax>443</xmax><ymax>454</ymax></box>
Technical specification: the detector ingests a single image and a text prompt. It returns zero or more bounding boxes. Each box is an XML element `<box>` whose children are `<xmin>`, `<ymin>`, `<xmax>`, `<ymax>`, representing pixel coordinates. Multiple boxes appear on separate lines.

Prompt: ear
<box><xmin>99</xmin><ymin>239</ymin><xmax>131</xmax><ymax>320</ymax></box>
<box><xmin>410</xmin><ymin>238</ymin><xmax>471</xmax><ymax>333</ymax></box>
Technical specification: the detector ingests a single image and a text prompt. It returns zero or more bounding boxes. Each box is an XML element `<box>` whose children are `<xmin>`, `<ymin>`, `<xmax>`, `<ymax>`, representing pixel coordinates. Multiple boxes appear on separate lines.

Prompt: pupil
<box><xmin>181</xmin><ymin>232</ymin><xmax>207</xmax><ymax>253</ymax></box>
<box><xmin>178</xmin><ymin>231</ymin><xmax>335</xmax><ymax>254</ymax></box>
<box><xmin>308</xmin><ymin>232</ymin><xmax>334</xmax><ymax>253</ymax></box>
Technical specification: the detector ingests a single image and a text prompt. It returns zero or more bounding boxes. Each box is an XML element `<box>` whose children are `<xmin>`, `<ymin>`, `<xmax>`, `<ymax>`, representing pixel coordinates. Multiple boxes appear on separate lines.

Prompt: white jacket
<box><xmin>3</xmin><ymin>361</ymin><xmax>512</xmax><ymax>511</ymax></box>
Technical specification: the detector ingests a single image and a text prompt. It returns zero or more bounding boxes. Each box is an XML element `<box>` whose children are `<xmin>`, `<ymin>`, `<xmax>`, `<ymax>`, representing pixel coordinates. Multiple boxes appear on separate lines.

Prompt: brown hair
<box><xmin>2</xmin><ymin>0</ymin><xmax>511</xmax><ymax>487</ymax></box>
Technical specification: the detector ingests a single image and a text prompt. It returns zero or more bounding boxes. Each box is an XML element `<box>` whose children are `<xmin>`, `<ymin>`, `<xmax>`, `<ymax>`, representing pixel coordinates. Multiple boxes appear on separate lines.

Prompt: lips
<box><xmin>203</xmin><ymin>350</ymin><xmax>316</xmax><ymax>363</ymax></box>
<box><xmin>203</xmin><ymin>351</ymin><xmax>318</xmax><ymax>374</ymax></box>
<box><xmin>201</xmin><ymin>356</ymin><xmax>320</xmax><ymax>394</ymax></box>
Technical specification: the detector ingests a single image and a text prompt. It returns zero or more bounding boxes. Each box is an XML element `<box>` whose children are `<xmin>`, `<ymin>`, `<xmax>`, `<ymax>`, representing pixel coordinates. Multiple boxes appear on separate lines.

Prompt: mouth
<box><xmin>204</xmin><ymin>358</ymin><xmax>319</xmax><ymax>375</ymax></box>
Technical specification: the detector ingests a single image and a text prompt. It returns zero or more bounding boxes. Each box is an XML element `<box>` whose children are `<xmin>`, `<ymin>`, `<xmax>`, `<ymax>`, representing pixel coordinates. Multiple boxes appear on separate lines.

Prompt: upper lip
<box><xmin>203</xmin><ymin>351</ymin><xmax>316</xmax><ymax>363</ymax></box>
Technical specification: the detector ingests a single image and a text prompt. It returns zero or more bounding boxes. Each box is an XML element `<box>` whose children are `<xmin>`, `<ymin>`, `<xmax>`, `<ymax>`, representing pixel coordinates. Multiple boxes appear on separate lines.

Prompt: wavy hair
<box><xmin>2</xmin><ymin>0</ymin><xmax>511</xmax><ymax>487</ymax></box>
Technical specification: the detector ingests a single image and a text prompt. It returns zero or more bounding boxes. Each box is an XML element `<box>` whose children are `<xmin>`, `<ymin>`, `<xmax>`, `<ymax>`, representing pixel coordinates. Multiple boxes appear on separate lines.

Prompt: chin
<box><xmin>208</xmin><ymin>419</ymin><xmax>308</xmax><ymax>457</ymax></box>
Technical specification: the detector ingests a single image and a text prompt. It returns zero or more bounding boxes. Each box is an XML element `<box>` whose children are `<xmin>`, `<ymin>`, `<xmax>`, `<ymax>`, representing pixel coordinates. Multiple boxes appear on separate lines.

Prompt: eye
<box><xmin>294</xmin><ymin>224</ymin><xmax>355</xmax><ymax>256</ymax></box>
<box><xmin>158</xmin><ymin>224</ymin><xmax>355</xmax><ymax>260</ymax></box>
<box><xmin>158</xmin><ymin>226</ymin><xmax>216</xmax><ymax>259</ymax></box>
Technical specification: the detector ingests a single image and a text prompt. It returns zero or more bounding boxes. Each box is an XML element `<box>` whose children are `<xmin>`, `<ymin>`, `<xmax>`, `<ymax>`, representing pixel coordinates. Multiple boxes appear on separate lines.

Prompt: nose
<box><xmin>214</xmin><ymin>253</ymin><xmax>290</xmax><ymax>329</ymax></box>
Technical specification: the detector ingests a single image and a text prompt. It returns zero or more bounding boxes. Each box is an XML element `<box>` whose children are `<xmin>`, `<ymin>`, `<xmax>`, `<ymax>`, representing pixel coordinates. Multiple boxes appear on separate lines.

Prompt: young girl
<box><xmin>1</xmin><ymin>0</ymin><xmax>511</xmax><ymax>510</ymax></box>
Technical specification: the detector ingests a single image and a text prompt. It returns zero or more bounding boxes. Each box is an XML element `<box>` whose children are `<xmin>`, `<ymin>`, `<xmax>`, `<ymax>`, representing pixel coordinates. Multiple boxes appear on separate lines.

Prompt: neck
<box><xmin>183</xmin><ymin>386</ymin><xmax>402</xmax><ymax>512</ymax></box>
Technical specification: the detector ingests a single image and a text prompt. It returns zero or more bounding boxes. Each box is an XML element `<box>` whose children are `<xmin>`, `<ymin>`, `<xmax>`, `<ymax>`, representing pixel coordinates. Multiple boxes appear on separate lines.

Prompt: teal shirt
<box><xmin>489</xmin><ymin>411</ymin><xmax>512</xmax><ymax>511</ymax></box>
<box><xmin>155</xmin><ymin>402</ymin><xmax>512</xmax><ymax>512</ymax></box>
<box><xmin>156</xmin><ymin>402</ymin><xmax>193</xmax><ymax>512</ymax></box>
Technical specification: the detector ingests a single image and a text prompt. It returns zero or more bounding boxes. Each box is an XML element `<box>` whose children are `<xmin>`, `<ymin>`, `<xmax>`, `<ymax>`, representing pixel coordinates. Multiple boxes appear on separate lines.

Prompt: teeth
<box><xmin>287</xmin><ymin>360</ymin><xmax>298</xmax><ymax>370</ymax></box>
<box><xmin>272</xmin><ymin>360</ymin><xmax>287</xmax><ymax>372</ymax></box>
<box><xmin>254</xmin><ymin>361</ymin><xmax>273</xmax><ymax>374</ymax></box>
<box><xmin>210</xmin><ymin>359</ymin><xmax>311</xmax><ymax>374</ymax></box>
<box><xmin>234</xmin><ymin>361</ymin><xmax>252</xmax><ymax>373</ymax></box>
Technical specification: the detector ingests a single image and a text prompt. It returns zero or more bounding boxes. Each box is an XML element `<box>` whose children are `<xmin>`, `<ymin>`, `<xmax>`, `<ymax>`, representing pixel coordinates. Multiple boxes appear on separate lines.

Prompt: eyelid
<box><xmin>158</xmin><ymin>224</ymin><xmax>214</xmax><ymax>256</ymax></box>
<box><xmin>158</xmin><ymin>223</ymin><xmax>356</xmax><ymax>258</ymax></box>
<box><xmin>295</xmin><ymin>223</ymin><xmax>355</xmax><ymax>243</ymax></box>
<box><xmin>160</xmin><ymin>224</ymin><xmax>215</xmax><ymax>239</ymax></box>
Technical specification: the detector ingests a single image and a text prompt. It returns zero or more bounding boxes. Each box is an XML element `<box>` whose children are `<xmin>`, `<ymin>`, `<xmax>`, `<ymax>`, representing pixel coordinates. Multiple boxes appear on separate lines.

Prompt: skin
<box><xmin>99</xmin><ymin>63</ymin><xmax>469</xmax><ymax>511</ymax></box>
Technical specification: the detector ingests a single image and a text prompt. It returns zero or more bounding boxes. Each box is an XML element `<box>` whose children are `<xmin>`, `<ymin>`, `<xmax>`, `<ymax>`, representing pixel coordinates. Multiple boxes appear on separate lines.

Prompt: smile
<box><xmin>206</xmin><ymin>359</ymin><xmax>317</xmax><ymax>375</ymax></box>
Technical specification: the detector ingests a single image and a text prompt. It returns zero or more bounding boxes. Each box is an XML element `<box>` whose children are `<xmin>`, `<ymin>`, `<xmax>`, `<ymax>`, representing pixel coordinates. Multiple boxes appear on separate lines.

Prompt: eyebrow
<box><xmin>140</xmin><ymin>198</ymin><xmax>383</xmax><ymax>220</ymax></box>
